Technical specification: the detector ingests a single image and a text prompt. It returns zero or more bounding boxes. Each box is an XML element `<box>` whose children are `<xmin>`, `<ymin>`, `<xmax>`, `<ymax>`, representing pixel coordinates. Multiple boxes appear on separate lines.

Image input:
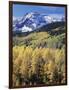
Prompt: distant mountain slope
<box><xmin>13</xmin><ymin>23</ymin><xmax>65</xmax><ymax>49</ymax></box>
<box><xmin>34</xmin><ymin>21</ymin><xmax>65</xmax><ymax>35</ymax></box>
<box><xmin>13</xmin><ymin>21</ymin><xmax>65</xmax><ymax>36</ymax></box>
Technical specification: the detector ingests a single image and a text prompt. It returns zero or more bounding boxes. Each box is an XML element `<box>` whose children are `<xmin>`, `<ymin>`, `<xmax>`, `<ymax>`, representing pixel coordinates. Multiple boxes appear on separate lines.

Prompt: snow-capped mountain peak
<box><xmin>13</xmin><ymin>12</ymin><xmax>65</xmax><ymax>32</ymax></box>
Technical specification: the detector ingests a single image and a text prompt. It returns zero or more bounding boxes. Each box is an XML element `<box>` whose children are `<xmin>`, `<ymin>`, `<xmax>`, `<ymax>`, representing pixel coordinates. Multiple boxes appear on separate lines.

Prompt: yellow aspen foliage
<box><xmin>42</xmin><ymin>48</ymin><xmax>55</xmax><ymax>62</ymax></box>
<box><xmin>12</xmin><ymin>46</ymin><xmax>66</xmax><ymax>86</ymax></box>
<box><xmin>55</xmin><ymin>49</ymin><xmax>65</xmax><ymax>72</ymax></box>
<box><xmin>20</xmin><ymin>46</ymin><xmax>33</xmax><ymax>78</ymax></box>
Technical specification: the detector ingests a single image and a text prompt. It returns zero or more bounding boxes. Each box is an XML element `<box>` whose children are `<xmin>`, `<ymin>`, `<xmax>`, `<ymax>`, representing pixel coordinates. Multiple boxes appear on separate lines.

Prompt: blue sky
<box><xmin>13</xmin><ymin>4</ymin><xmax>65</xmax><ymax>18</ymax></box>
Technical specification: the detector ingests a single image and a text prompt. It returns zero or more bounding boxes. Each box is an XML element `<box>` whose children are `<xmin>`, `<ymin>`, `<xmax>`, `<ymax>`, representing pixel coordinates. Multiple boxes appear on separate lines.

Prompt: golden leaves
<box><xmin>13</xmin><ymin>46</ymin><xmax>65</xmax><ymax>86</ymax></box>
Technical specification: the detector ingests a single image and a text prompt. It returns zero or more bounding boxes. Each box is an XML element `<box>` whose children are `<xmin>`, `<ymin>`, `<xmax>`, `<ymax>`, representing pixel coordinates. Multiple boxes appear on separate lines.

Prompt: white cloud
<box><xmin>49</xmin><ymin>14</ymin><xmax>64</xmax><ymax>19</ymax></box>
<box><xmin>22</xmin><ymin>25</ymin><xmax>32</xmax><ymax>32</ymax></box>
<box><xmin>13</xmin><ymin>16</ymin><xmax>23</xmax><ymax>21</ymax></box>
<box><xmin>13</xmin><ymin>16</ymin><xmax>17</xmax><ymax>21</ymax></box>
